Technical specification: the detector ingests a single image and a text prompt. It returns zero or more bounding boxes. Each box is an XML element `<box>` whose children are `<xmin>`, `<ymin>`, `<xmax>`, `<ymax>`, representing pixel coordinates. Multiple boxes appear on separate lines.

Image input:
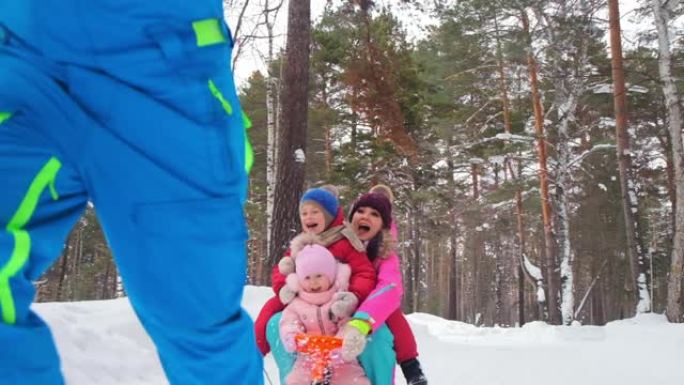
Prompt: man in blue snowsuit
<box><xmin>0</xmin><ymin>1</ymin><xmax>262</xmax><ymax>384</ymax></box>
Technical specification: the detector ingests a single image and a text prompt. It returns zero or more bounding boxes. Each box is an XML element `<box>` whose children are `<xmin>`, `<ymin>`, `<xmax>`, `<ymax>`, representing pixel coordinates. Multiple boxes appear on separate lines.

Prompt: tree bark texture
<box><xmin>651</xmin><ymin>0</ymin><xmax>684</xmax><ymax>322</ymax></box>
<box><xmin>608</xmin><ymin>0</ymin><xmax>651</xmax><ymax>314</ymax></box>
<box><xmin>522</xmin><ymin>11</ymin><xmax>561</xmax><ymax>324</ymax></box>
<box><xmin>269</xmin><ymin>0</ymin><xmax>311</xmax><ymax>270</ymax></box>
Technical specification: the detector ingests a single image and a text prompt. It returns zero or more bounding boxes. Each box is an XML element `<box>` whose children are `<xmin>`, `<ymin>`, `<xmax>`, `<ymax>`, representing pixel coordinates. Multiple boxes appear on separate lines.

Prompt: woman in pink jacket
<box><xmin>279</xmin><ymin>233</ymin><xmax>370</xmax><ymax>385</ymax></box>
<box><xmin>338</xmin><ymin>185</ymin><xmax>428</xmax><ymax>385</ymax></box>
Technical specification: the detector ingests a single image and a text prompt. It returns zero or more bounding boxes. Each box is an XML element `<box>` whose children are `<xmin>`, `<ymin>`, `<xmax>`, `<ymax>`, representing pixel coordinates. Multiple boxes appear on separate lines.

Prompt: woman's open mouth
<box><xmin>356</xmin><ymin>223</ymin><xmax>371</xmax><ymax>236</ymax></box>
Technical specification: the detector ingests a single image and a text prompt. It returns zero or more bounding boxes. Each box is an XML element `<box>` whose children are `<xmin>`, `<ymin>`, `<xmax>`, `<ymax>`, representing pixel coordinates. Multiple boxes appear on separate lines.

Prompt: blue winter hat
<box><xmin>300</xmin><ymin>187</ymin><xmax>339</xmax><ymax>226</ymax></box>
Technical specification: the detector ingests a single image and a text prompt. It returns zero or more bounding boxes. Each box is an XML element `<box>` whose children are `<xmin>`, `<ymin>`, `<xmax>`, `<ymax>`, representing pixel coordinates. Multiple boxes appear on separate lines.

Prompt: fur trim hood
<box><xmin>289</xmin><ymin>232</ymin><xmax>324</xmax><ymax>258</ymax></box>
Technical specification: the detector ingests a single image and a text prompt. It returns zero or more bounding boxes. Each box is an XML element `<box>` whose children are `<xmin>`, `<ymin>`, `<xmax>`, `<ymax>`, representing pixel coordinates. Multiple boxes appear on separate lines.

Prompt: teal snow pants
<box><xmin>0</xmin><ymin>1</ymin><xmax>262</xmax><ymax>384</ymax></box>
<box><xmin>267</xmin><ymin>312</ymin><xmax>396</xmax><ymax>384</ymax></box>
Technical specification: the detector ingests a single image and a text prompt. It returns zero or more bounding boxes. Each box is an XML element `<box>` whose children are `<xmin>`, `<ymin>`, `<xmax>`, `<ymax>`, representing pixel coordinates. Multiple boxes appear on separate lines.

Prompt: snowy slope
<box><xmin>35</xmin><ymin>286</ymin><xmax>684</xmax><ymax>385</ymax></box>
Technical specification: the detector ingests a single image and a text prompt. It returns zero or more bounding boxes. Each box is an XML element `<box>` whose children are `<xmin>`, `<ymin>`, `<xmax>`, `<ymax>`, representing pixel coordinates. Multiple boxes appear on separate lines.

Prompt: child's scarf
<box><xmin>317</xmin><ymin>221</ymin><xmax>365</xmax><ymax>252</ymax></box>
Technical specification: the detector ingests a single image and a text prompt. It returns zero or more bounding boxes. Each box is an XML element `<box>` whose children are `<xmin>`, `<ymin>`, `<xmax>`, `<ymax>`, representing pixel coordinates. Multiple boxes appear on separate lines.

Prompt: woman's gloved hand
<box><xmin>338</xmin><ymin>319</ymin><xmax>371</xmax><ymax>362</ymax></box>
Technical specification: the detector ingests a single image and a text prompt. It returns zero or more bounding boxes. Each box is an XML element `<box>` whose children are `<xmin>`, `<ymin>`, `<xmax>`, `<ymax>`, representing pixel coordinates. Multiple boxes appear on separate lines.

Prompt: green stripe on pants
<box><xmin>0</xmin><ymin>157</ymin><xmax>61</xmax><ymax>324</ymax></box>
<box><xmin>0</xmin><ymin>112</ymin><xmax>12</xmax><ymax>125</ymax></box>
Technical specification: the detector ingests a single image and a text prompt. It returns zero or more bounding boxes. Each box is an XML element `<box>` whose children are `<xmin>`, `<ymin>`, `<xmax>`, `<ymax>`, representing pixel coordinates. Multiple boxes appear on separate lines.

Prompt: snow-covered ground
<box><xmin>35</xmin><ymin>285</ymin><xmax>684</xmax><ymax>385</ymax></box>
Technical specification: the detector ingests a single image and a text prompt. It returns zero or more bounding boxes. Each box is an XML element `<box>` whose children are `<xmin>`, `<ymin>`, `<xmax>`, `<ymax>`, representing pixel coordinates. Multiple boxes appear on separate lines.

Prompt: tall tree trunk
<box><xmin>400</xmin><ymin>210</ymin><xmax>413</xmax><ymax>311</ymax></box>
<box><xmin>318</xmin><ymin>72</ymin><xmax>333</xmax><ymax>178</ymax></box>
<box><xmin>518</xmin><ymin>263</ymin><xmax>525</xmax><ymax>325</ymax></box>
<box><xmin>494</xmin><ymin>15</ymin><xmax>513</xmax><ymax>135</ymax></box>
<box><xmin>552</xmin><ymin>55</ymin><xmax>587</xmax><ymax>325</ymax></box>
<box><xmin>556</xmin><ymin>182</ymin><xmax>575</xmax><ymax>324</ymax></box>
<box><xmin>514</xmin><ymin>179</ymin><xmax>528</xmax><ymax>320</ymax></box>
<box><xmin>449</xmin><ymin>211</ymin><xmax>460</xmax><ymax>320</ymax></box>
<box><xmin>412</xmin><ymin>203</ymin><xmax>423</xmax><ymax>311</ymax></box>
<box><xmin>495</xmin><ymin>14</ymin><xmax>520</xmax><ymax>326</ymax></box>
<box><xmin>608</xmin><ymin>0</ymin><xmax>651</xmax><ymax>314</ymax></box>
<box><xmin>350</xmin><ymin>89</ymin><xmax>359</xmax><ymax>151</ymax></box>
<box><xmin>522</xmin><ymin>11</ymin><xmax>560</xmax><ymax>324</ymax></box>
<box><xmin>57</xmin><ymin>246</ymin><xmax>70</xmax><ymax>301</ymax></box>
<box><xmin>657</xmin><ymin>130</ymin><xmax>676</xmax><ymax>211</ymax></box>
<box><xmin>264</xmin><ymin>0</ymin><xmax>282</xmax><ymax>279</ymax></box>
<box><xmin>439</xmin><ymin>241</ymin><xmax>450</xmax><ymax>317</ymax></box>
<box><xmin>324</xmin><ymin>124</ymin><xmax>332</xmax><ymax>177</ymax></box>
<box><xmin>469</xmin><ymin>161</ymin><xmax>483</xmax><ymax>324</ymax></box>
<box><xmin>269</xmin><ymin>0</ymin><xmax>311</xmax><ymax>270</ymax></box>
<box><xmin>471</xmin><ymin>162</ymin><xmax>479</xmax><ymax>199</ymax></box>
<box><xmin>591</xmin><ymin>279</ymin><xmax>607</xmax><ymax>325</ymax></box>
<box><xmin>549</xmin><ymin>15</ymin><xmax>589</xmax><ymax>321</ymax></box>
<box><xmin>447</xmin><ymin>129</ymin><xmax>462</xmax><ymax>320</ymax></box>
<box><xmin>100</xmin><ymin>258</ymin><xmax>112</xmax><ymax>300</ymax></box>
<box><xmin>651</xmin><ymin>0</ymin><xmax>684</xmax><ymax>322</ymax></box>
<box><xmin>509</xmin><ymin>159</ymin><xmax>546</xmax><ymax>322</ymax></box>
<box><xmin>254</xmin><ymin>238</ymin><xmax>265</xmax><ymax>285</ymax></box>
<box><xmin>404</xmin><ymin>205</ymin><xmax>416</xmax><ymax>312</ymax></box>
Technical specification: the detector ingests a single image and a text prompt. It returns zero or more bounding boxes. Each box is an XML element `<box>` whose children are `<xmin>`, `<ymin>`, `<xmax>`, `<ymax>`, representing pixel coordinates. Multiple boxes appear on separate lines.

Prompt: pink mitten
<box><xmin>329</xmin><ymin>291</ymin><xmax>358</xmax><ymax>322</ymax></box>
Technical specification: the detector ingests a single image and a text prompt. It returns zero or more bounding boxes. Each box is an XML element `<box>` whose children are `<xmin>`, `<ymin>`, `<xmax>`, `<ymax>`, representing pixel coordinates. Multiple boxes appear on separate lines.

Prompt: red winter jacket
<box><xmin>254</xmin><ymin>207</ymin><xmax>376</xmax><ymax>355</ymax></box>
<box><xmin>271</xmin><ymin>208</ymin><xmax>376</xmax><ymax>301</ymax></box>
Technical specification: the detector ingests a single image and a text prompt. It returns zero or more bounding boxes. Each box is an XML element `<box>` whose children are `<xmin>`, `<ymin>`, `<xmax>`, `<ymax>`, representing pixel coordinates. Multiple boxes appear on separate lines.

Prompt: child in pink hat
<box><xmin>279</xmin><ymin>233</ymin><xmax>370</xmax><ymax>385</ymax></box>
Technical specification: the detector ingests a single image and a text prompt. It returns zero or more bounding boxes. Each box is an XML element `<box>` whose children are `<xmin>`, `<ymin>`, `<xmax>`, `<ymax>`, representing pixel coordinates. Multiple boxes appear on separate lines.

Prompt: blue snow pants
<box><xmin>267</xmin><ymin>312</ymin><xmax>396</xmax><ymax>385</ymax></box>
<box><xmin>0</xmin><ymin>1</ymin><xmax>262</xmax><ymax>384</ymax></box>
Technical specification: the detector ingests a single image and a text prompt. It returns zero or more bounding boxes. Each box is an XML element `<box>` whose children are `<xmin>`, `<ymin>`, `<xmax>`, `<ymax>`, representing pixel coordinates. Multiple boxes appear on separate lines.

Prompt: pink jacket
<box><xmin>280</xmin><ymin>263</ymin><xmax>370</xmax><ymax>385</ymax></box>
<box><xmin>279</xmin><ymin>293</ymin><xmax>343</xmax><ymax>352</ymax></box>
<box><xmin>353</xmin><ymin>223</ymin><xmax>404</xmax><ymax>333</ymax></box>
<box><xmin>279</xmin><ymin>264</ymin><xmax>351</xmax><ymax>352</ymax></box>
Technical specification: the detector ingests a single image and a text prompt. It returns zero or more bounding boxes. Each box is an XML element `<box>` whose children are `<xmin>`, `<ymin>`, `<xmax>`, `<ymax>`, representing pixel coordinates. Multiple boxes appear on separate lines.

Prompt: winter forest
<box><xmin>36</xmin><ymin>0</ymin><xmax>684</xmax><ymax>329</ymax></box>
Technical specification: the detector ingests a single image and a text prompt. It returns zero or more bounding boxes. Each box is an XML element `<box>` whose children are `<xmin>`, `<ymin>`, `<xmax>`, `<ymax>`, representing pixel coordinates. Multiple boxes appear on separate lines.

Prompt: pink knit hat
<box><xmin>295</xmin><ymin>244</ymin><xmax>338</xmax><ymax>283</ymax></box>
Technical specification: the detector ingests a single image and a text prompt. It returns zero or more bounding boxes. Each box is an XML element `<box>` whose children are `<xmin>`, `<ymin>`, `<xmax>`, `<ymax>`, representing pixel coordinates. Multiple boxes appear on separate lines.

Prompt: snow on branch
<box><xmin>495</xmin><ymin>132</ymin><xmax>536</xmax><ymax>143</ymax></box>
<box><xmin>464</xmin><ymin>99</ymin><xmax>497</xmax><ymax>127</ymax></box>
<box><xmin>591</xmin><ymin>83</ymin><xmax>649</xmax><ymax>94</ymax></box>
<box><xmin>478</xmin><ymin>111</ymin><xmax>504</xmax><ymax>133</ymax></box>
<box><xmin>489</xmin><ymin>187</ymin><xmax>539</xmax><ymax>210</ymax></box>
<box><xmin>566</xmin><ymin>143</ymin><xmax>616</xmax><ymax>169</ymax></box>
<box><xmin>444</xmin><ymin>64</ymin><xmax>500</xmax><ymax>81</ymax></box>
<box><xmin>522</xmin><ymin>253</ymin><xmax>546</xmax><ymax>303</ymax></box>
<box><xmin>460</xmin><ymin>132</ymin><xmax>536</xmax><ymax>151</ymax></box>
<box><xmin>524</xmin><ymin>254</ymin><xmax>543</xmax><ymax>282</ymax></box>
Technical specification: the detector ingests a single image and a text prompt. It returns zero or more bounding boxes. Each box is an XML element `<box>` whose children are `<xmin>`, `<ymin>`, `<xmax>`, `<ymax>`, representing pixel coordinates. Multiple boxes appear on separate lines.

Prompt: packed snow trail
<box><xmin>35</xmin><ymin>286</ymin><xmax>684</xmax><ymax>385</ymax></box>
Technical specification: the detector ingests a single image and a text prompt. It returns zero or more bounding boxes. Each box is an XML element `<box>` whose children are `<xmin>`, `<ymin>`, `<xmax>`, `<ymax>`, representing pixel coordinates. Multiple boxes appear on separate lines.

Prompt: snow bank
<box><xmin>34</xmin><ymin>286</ymin><xmax>684</xmax><ymax>385</ymax></box>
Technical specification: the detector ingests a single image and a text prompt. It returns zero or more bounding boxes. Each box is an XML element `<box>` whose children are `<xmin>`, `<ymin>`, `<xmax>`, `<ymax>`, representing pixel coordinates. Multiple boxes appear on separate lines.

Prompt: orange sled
<box><xmin>294</xmin><ymin>334</ymin><xmax>343</xmax><ymax>385</ymax></box>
